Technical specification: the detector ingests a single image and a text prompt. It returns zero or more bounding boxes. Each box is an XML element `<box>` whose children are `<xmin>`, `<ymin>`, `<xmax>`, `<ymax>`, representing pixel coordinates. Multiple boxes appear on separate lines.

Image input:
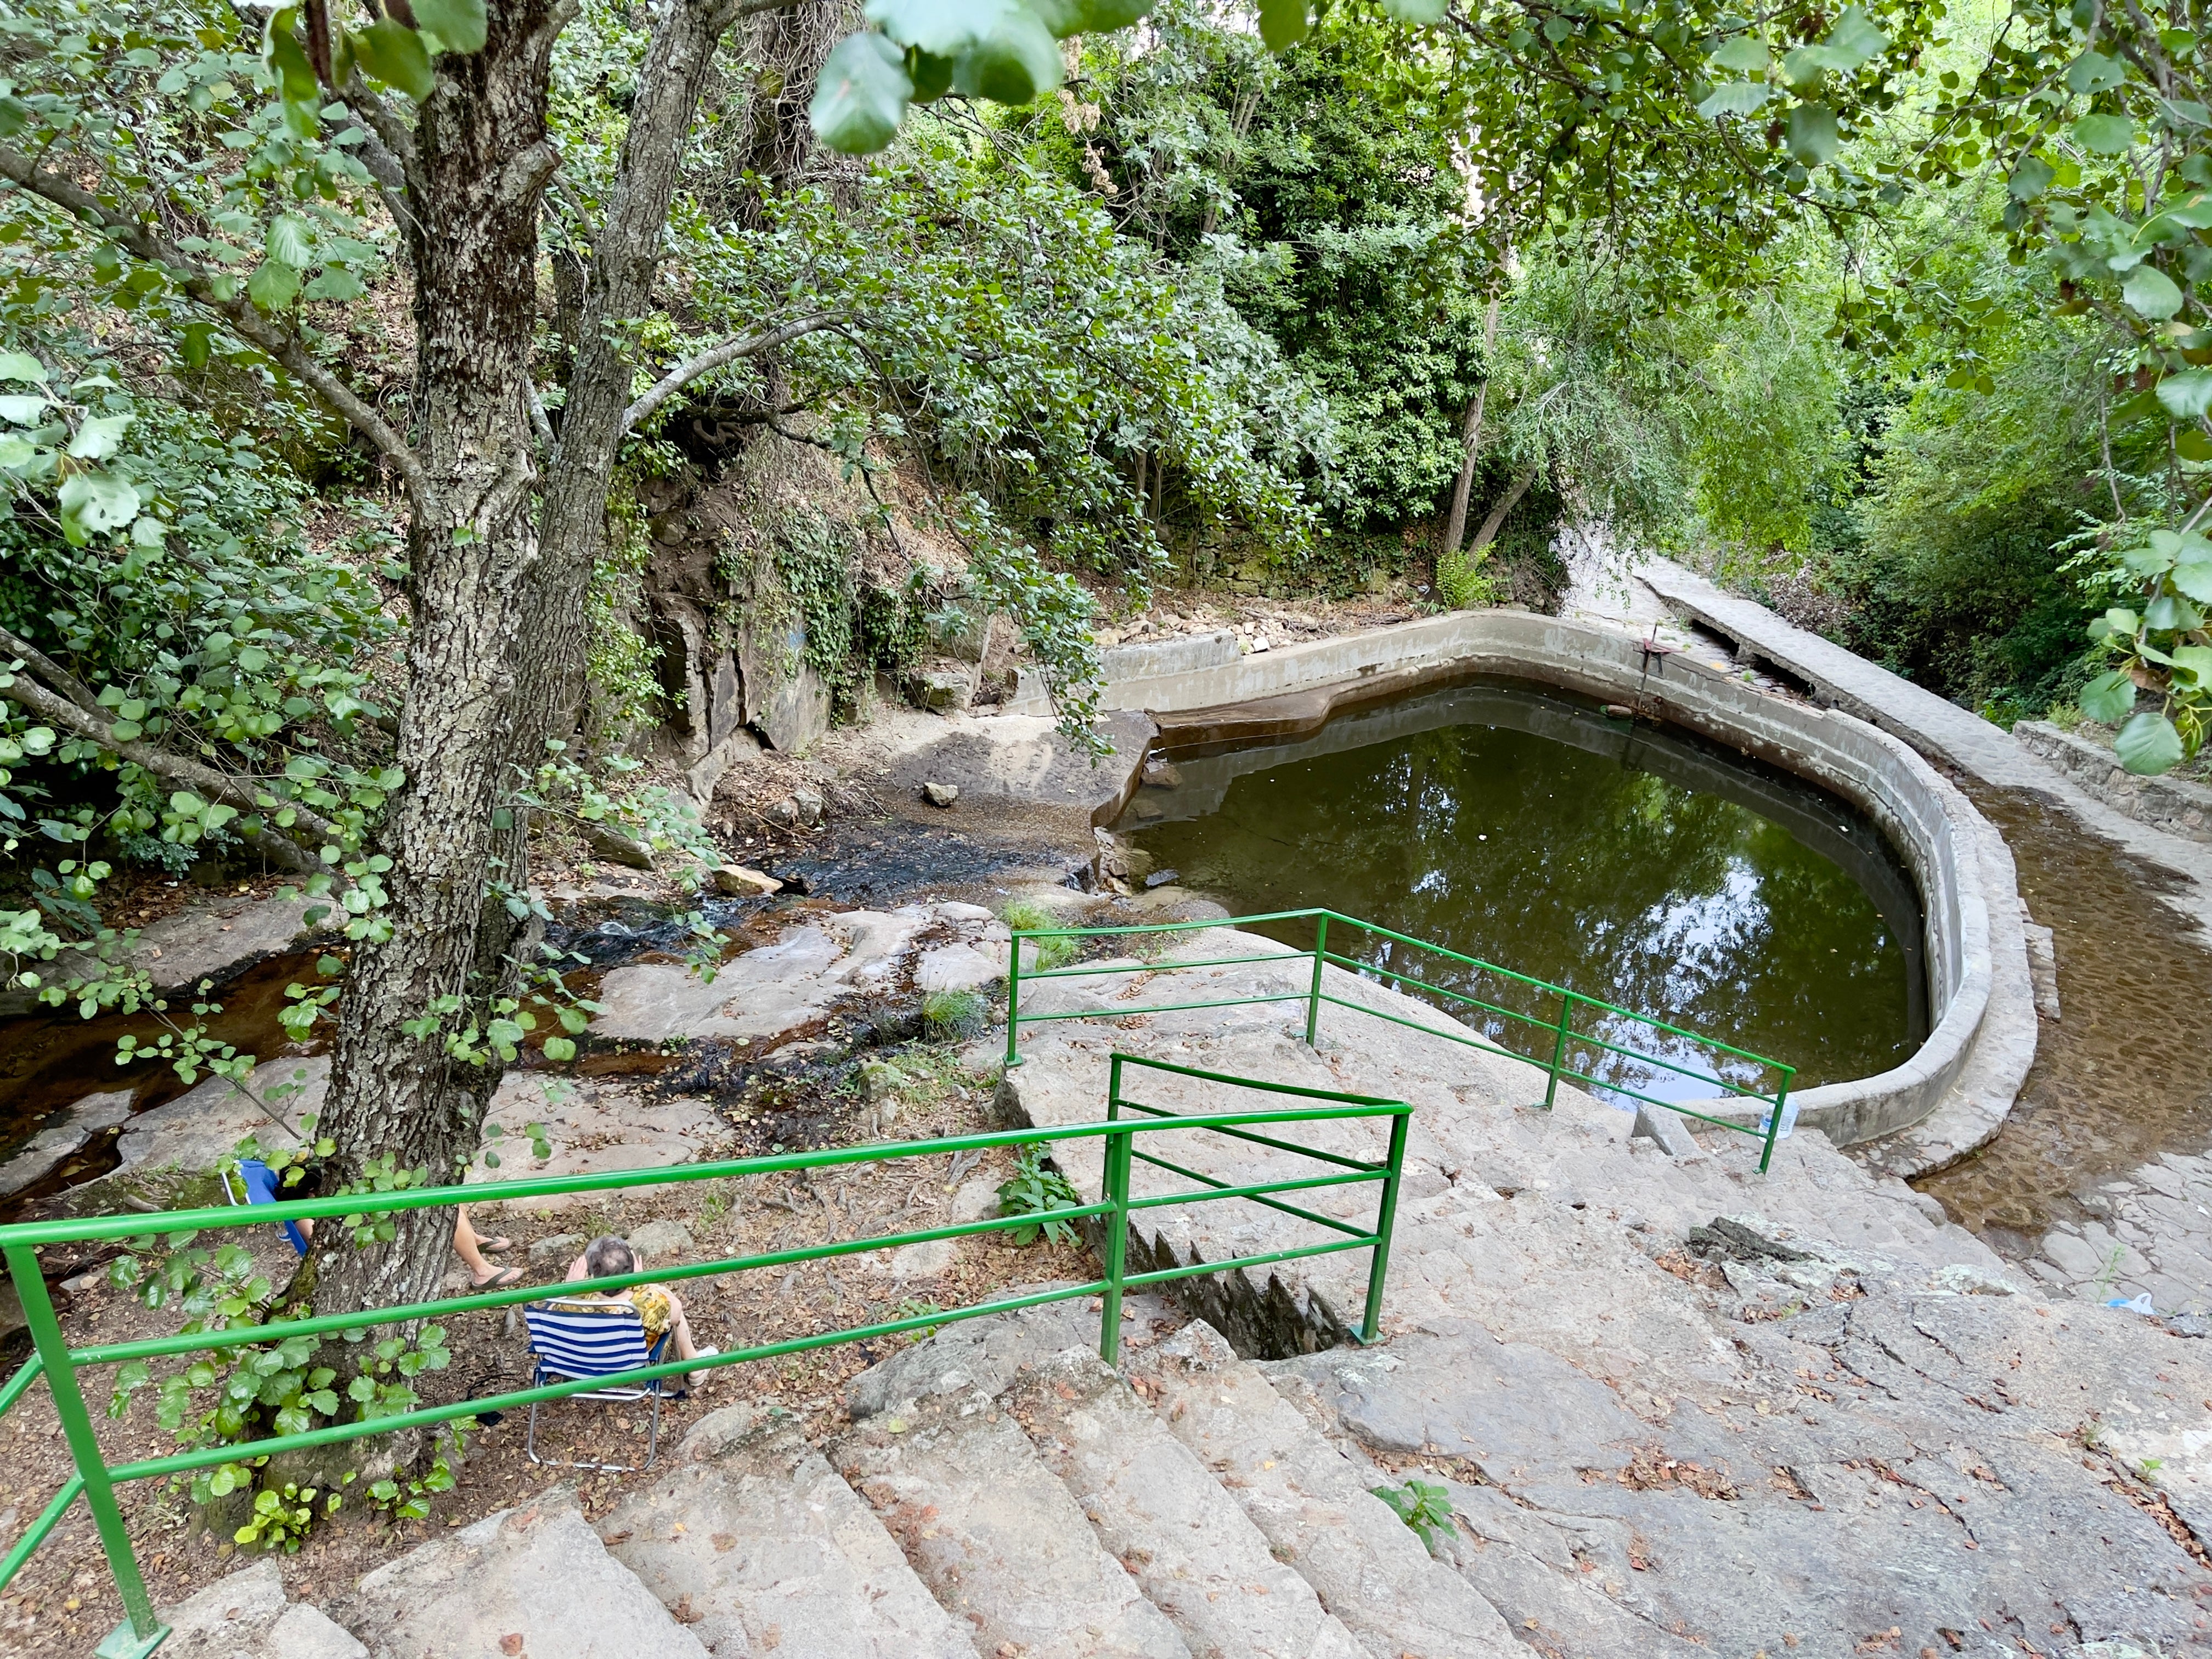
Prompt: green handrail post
<box><xmin>1304</xmin><ymin>913</ymin><xmax>1329</xmax><ymax>1047</ymax></box>
<box><xmin>1099</xmin><ymin>1059</ymin><xmax>1134</xmax><ymax>1368</ymax></box>
<box><xmin>1359</xmin><ymin>1107</ymin><xmax>1410</xmax><ymax>1344</ymax></box>
<box><xmin>3</xmin><ymin>1244</ymin><xmax>168</xmax><ymax>1659</ymax></box>
<box><xmin>1005</xmin><ymin>932</ymin><xmax>1024</xmax><ymax>1069</ymax></box>
<box><xmin>1539</xmin><ymin>990</ymin><xmax>1576</xmax><ymax>1111</ymax></box>
<box><xmin>1758</xmin><ymin>1076</ymin><xmax>1791</xmax><ymax>1174</ymax></box>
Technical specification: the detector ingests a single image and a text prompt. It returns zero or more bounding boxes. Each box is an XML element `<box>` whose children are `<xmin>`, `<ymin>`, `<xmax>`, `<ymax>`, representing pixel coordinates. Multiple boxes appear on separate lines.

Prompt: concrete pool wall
<box><xmin>1008</xmin><ymin>610</ymin><xmax>2036</xmax><ymax>1154</ymax></box>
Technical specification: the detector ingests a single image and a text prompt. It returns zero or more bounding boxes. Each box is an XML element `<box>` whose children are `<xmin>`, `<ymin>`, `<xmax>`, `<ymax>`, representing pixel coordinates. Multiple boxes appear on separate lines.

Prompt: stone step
<box><xmin>331</xmin><ymin>1487</ymin><xmax>712</xmax><ymax>1659</ymax></box>
<box><xmin>1124</xmin><ymin>1321</ymin><xmax>1524</xmax><ymax>1659</ymax></box>
<box><xmin>156</xmin><ymin>1559</ymin><xmax>366</xmax><ymax>1659</ymax></box>
<box><xmin>597</xmin><ymin>1406</ymin><xmax>982</xmax><ymax>1659</ymax></box>
<box><xmin>831</xmin><ymin>1386</ymin><xmax>1190</xmax><ymax>1659</ymax></box>
<box><xmin>1006</xmin><ymin>1347</ymin><xmax>1370</xmax><ymax>1659</ymax></box>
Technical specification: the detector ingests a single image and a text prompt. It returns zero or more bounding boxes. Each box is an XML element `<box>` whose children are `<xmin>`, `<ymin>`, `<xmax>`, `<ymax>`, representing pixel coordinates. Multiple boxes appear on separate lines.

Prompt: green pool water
<box><xmin>1116</xmin><ymin>678</ymin><xmax>1927</xmax><ymax>1103</ymax></box>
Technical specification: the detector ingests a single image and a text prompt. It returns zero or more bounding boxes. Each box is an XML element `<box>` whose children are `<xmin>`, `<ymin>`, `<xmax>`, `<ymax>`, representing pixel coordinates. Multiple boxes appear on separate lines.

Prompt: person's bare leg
<box><xmin>453</xmin><ymin>1207</ymin><xmax>513</xmax><ymax>1285</ymax></box>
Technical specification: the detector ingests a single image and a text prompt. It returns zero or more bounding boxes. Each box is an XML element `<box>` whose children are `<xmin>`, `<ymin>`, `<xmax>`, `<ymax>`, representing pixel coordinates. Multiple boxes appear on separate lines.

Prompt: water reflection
<box><xmin>1119</xmin><ymin>679</ymin><xmax>1925</xmax><ymax>1100</ymax></box>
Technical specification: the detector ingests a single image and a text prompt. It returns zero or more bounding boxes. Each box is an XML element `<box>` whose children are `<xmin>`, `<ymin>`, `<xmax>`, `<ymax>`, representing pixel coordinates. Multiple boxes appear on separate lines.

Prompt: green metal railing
<box><xmin>0</xmin><ymin>1052</ymin><xmax>1408</xmax><ymax>1658</ymax></box>
<box><xmin>1005</xmin><ymin>907</ymin><xmax>1796</xmax><ymax>1173</ymax></box>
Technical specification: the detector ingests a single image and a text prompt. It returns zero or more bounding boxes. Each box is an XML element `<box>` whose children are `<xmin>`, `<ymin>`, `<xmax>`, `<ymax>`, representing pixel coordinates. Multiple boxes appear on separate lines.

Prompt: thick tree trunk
<box><xmin>311</xmin><ymin>2</ymin><xmax>563</xmax><ymax>1317</ymax></box>
<box><xmin>1439</xmin><ymin>295</ymin><xmax>1500</xmax><ymax>558</ymax></box>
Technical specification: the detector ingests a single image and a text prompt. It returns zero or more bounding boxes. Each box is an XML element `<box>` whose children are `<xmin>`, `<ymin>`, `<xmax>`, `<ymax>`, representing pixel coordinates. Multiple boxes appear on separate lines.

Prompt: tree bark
<box><xmin>310</xmin><ymin>0</ymin><xmax>565</xmax><ymax>1319</ymax></box>
<box><xmin>1466</xmin><ymin>465</ymin><xmax>1539</xmax><ymax>559</ymax></box>
<box><xmin>1439</xmin><ymin>295</ymin><xmax>1500</xmax><ymax>558</ymax></box>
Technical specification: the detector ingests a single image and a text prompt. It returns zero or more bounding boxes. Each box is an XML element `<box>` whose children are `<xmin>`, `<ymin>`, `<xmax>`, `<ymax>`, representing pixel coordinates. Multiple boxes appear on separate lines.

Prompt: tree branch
<box><xmin>0</xmin><ymin>673</ymin><xmax>343</xmax><ymax>861</ymax></box>
<box><xmin>620</xmin><ymin>314</ymin><xmax>838</xmax><ymax>433</ymax></box>
<box><xmin>0</xmin><ymin>146</ymin><xmax>433</xmax><ymax>520</ymax></box>
<box><xmin>0</xmin><ymin>623</ymin><xmax>100</xmax><ymax>714</ymax></box>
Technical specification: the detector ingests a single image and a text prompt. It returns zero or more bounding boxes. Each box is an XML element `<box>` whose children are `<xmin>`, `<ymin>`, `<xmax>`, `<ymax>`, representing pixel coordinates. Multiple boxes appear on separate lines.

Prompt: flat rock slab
<box><xmin>335</xmin><ymin>1489</ymin><xmax>712</xmax><ymax>1659</ymax></box>
<box><xmin>157</xmin><ymin>1559</ymin><xmax>366</xmax><ymax>1659</ymax></box>
<box><xmin>834</xmin><ymin>1392</ymin><xmax>1187</xmax><ymax>1659</ymax></box>
<box><xmin>0</xmin><ymin>1087</ymin><xmax>132</xmax><ymax>1195</ymax></box>
<box><xmin>111</xmin><ymin>1057</ymin><xmax>323</xmax><ymax>1176</ymax></box>
<box><xmin>1130</xmin><ymin>1321</ymin><xmax>1523</xmax><ymax>1659</ymax></box>
<box><xmin>600</xmin><ymin>1413</ymin><xmax>980</xmax><ymax>1659</ymax></box>
<box><xmin>0</xmin><ymin>891</ymin><xmax>325</xmax><ymax>1018</ymax></box>
<box><xmin>467</xmin><ymin>1076</ymin><xmax>726</xmax><ymax>1214</ymax></box>
<box><xmin>1009</xmin><ymin>1349</ymin><xmax>1367</xmax><ymax>1659</ymax></box>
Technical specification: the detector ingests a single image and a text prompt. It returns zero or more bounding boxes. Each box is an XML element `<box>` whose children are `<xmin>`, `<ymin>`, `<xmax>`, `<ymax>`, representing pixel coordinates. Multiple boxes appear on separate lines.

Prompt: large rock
<box><xmin>334</xmin><ymin>1489</ymin><xmax>712</xmax><ymax>1659</ymax></box>
<box><xmin>157</xmin><ymin>1559</ymin><xmax>365</xmax><ymax>1659</ymax></box>
<box><xmin>111</xmin><ymin>1056</ymin><xmax>323</xmax><ymax>1176</ymax></box>
<box><xmin>0</xmin><ymin>1087</ymin><xmax>132</xmax><ymax>1195</ymax></box>
<box><xmin>0</xmin><ymin>891</ymin><xmax>324</xmax><ymax>1018</ymax></box>
<box><xmin>466</xmin><ymin>1076</ymin><xmax>725</xmax><ymax>1214</ymax></box>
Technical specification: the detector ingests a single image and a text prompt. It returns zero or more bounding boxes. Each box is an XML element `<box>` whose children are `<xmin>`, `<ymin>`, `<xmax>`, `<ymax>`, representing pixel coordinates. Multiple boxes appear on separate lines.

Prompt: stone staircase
<box><xmin>156</xmin><ymin>1297</ymin><xmax>1521</xmax><ymax>1659</ymax></box>
<box><xmin>154</xmin><ymin>930</ymin><xmax>2212</xmax><ymax>1658</ymax></box>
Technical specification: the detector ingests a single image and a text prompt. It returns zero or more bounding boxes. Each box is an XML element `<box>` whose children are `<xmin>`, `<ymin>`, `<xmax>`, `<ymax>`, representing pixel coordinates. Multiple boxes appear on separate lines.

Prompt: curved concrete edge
<box><xmin>1037</xmin><ymin>606</ymin><xmax>2034</xmax><ymax>1153</ymax></box>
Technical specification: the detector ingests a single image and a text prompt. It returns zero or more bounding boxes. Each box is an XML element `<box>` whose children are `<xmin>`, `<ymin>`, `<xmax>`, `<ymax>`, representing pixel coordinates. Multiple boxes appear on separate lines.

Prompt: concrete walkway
<box><xmin>1642</xmin><ymin>559</ymin><xmax>2212</xmax><ymax>935</ymax></box>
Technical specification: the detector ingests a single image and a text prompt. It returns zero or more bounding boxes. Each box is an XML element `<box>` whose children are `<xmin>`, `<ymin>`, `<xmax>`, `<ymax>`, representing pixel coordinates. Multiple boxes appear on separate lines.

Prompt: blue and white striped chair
<box><xmin>521</xmin><ymin>1296</ymin><xmax>670</xmax><ymax>1472</ymax></box>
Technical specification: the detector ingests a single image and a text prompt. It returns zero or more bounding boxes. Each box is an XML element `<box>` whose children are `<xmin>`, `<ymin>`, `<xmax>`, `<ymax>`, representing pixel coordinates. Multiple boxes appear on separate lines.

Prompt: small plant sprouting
<box><xmin>894</xmin><ymin>1297</ymin><xmax>947</xmax><ymax>1340</ymax></box>
<box><xmin>996</xmin><ymin>1144</ymin><xmax>1083</xmax><ymax>1245</ymax></box>
<box><xmin>1372</xmin><ymin>1478</ymin><xmax>1455</xmax><ymax>1553</ymax></box>
<box><xmin>1002</xmin><ymin>900</ymin><xmax>1076</xmax><ymax>970</ymax></box>
<box><xmin>922</xmin><ymin>988</ymin><xmax>986</xmax><ymax>1041</ymax></box>
<box><xmin>234</xmin><ymin>1473</ymin><xmax>351</xmax><ymax>1553</ymax></box>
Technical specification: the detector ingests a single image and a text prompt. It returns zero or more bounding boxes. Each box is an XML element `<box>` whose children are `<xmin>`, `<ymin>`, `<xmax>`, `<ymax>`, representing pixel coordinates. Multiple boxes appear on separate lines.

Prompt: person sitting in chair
<box><xmin>564</xmin><ymin>1234</ymin><xmax>718</xmax><ymax>1386</ymax></box>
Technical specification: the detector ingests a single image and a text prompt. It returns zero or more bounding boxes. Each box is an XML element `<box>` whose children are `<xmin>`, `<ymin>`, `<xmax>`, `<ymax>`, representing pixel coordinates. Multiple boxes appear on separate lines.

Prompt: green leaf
<box><xmin>57</xmin><ymin>475</ymin><xmax>140</xmax><ymax>543</ymax></box>
<box><xmin>0</xmin><ymin>351</ymin><xmax>47</xmax><ymax>384</ymax></box>
<box><xmin>267</xmin><ymin>215</ymin><xmax>314</xmax><ymax>269</ymax></box>
<box><xmin>412</xmin><ymin>0</ymin><xmax>488</xmax><ymax>54</ymax></box>
<box><xmin>1785</xmin><ymin>103</ymin><xmax>1839</xmax><ymax>165</ymax></box>
<box><xmin>810</xmin><ymin>32</ymin><xmax>913</xmax><ymax>154</ymax></box>
<box><xmin>1814</xmin><ymin>7</ymin><xmax>1887</xmax><ymax>72</ymax></box>
<box><xmin>905</xmin><ymin>43</ymin><xmax>955</xmax><ymax>97</ymax></box>
<box><xmin>1379</xmin><ymin>0</ymin><xmax>1448</xmax><ymax>22</ymax></box>
<box><xmin>543</xmin><ymin>1036</ymin><xmax>575</xmax><ymax>1063</ymax></box>
<box><xmin>2172</xmin><ymin>561</ymin><xmax>2212</xmax><ymax>601</ymax></box>
<box><xmin>864</xmin><ymin>0</ymin><xmax>1013</xmax><ymax>56</ymax></box>
<box><xmin>2146</xmin><ymin>592</ymin><xmax>2204</xmax><ymax>631</ymax></box>
<box><xmin>67</xmin><ymin>413</ymin><xmax>132</xmax><ymax>460</ymax></box>
<box><xmin>2073</xmin><ymin>113</ymin><xmax>2137</xmax><ymax>155</ymax></box>
<box><xmin>2171</xmin><ymin>645</ymin><xmax>2212</xmax><ymax>688</ymax></box>
<box><xmin>2066</xmin><ymin>50</ymin><xmax>2127</xmax><ymax>93</ymax></box>
<box><xmin>1710</xmin><ymin>35</ymin><xmax>1769</xmax><ymax>72</ymax></box>
<box><xmin>247</xmin><ymin>259</ymin><xmax>302</xmax><ymax>311</ymax></box>
<box><xmin>1257</xmin><ymin>0</ymin><xmax>1307</xmax><ymax>50</ymax></box>
<box><xmin>2124</xmin><ymin>264</ymin><xmax>2185</xmax><ymax>319</ymax></box>
<box><xmin>1697</xmin><ymin>81</ymin><xmax>1773</xmax><ymax>119</ymax></box>
<box><xmin>2009</xmin><ymin>155</ymin><xmax>2055</xmax><ymax>200</ymax></box>
<box><xmin>2158</xmin><ymin>368</ymin><xmax>2212</xmax><ymax>420</ymax></box>
<box><xmin>1061</xmin><ymin>0</ymin><xmax>1154</xmax><ymax>28</ymax></box>
<box><xmin>354</xmin><ymin>19</ymin><xmax>436</xmax><ymax>100</ymax></box>
<box><xmin>2079</xmin><ymin>669</ymin><xmax>2137</xmax><ymax>723</ymax></box>
<box><xmin>2115</xmin><ymin>710</ymin><xmax>2186</xmax><ymax>775</ymax></box>
<box><xmin>952</xmin><ymin>5</ymin><xmax>1062</xmax><ymax>103</ymax></box>
<box><xmin>0</xmin><ymin>393</ymin><xmax>47</xmax><ymax>424</ymax></box>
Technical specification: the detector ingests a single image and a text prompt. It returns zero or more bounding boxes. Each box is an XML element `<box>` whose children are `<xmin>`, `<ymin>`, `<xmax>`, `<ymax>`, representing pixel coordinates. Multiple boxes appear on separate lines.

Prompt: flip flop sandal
<box><xmin>470</xmin><ymin>1265</ymin><xmax>524</xmax><ymax>1290</ymax></box>
<box><xmin>479</xmin><ymin>1236</ymin><xmax>515</xmax><ymax>1253</ymax></box>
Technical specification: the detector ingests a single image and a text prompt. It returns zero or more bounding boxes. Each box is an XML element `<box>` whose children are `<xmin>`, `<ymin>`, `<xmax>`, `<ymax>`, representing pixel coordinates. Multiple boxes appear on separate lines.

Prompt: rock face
<box><xmin>109</xmin><ymin>1056</ymin><xmax>323</xmax><ymax>1177</ymax></box>
<box><xmin>466</xmin><ymin>1076</ymin><xmax>725</xmax><ymax>1214</ymax></box>
<box><xmin>334</xmin><ymin>1490</ymin><xmax>713</xmax><ymax>1659</ymax></box>
<box><xmin>0</xmin><ymin>1087</ymin><xmax>132</xmax><ymax>1195</ymax></box>
<box><xmin>156</xmin><ymin>1559</ymin><xmax>366</xmax><ymax>1659</ymax></box>
<box><xmin>2030</xmin><ymin>1148</ymin><xmax>2212</xmax><ymax>1316</ymax></box>
<box><xmin>589</xmin><ymin>901</ymin><xmax>1002</xmax><ymax>1047</ymax></box>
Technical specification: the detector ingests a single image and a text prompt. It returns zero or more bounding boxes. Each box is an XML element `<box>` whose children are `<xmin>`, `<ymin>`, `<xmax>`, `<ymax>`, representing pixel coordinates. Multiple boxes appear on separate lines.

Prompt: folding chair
<box><xmin>522</xmin><ymin>1297</ymin><xmax>671</xmax><ymax>1472</ymax></box>
<box><xmin>220</xmin><ymin>1158</ymin><xmax>309</xmax><ymax>1257</ymax></box>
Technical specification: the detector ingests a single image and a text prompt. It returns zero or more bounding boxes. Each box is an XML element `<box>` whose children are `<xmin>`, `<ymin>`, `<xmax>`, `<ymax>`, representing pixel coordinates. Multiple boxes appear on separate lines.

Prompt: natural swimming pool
<box><xmin>1116</xmin><ymin>677</ymin><xmax>1927</xmax><ymax>1103</ymax></box>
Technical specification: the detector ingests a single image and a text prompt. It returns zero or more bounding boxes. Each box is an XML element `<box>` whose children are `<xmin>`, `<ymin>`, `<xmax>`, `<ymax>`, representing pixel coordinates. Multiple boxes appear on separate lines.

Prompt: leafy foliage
<box><xmin>1372</xmin><ymin>1476</ymin><xmax>1456</xmax><ymax>1552</ymax></box>
<box><xmin>996</xmin><ymin>1143</ymin><xmax>1084</xmax><ymax>1244</ymax></box>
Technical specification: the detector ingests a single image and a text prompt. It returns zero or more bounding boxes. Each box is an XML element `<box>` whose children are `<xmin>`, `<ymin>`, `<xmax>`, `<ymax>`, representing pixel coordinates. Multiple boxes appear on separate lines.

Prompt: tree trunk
<box><xmin>310</xmin><ymin>1</ymin><xmax>564</xmax><ymax>1318</ymax></box>
<box><xmin>1439</xmin><ymin>295</ymin><xmax>1500</xmax><ymax>558</ymax></box>
<box><xmin>512</xmin><ymin>0</ymin><xmax>743</xmax><ymax>778</ymax></box>
<box><xmin>1466</xmin><ymin>465</ymin><xmax>1540</xmax><ymax>560</ymax></box>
